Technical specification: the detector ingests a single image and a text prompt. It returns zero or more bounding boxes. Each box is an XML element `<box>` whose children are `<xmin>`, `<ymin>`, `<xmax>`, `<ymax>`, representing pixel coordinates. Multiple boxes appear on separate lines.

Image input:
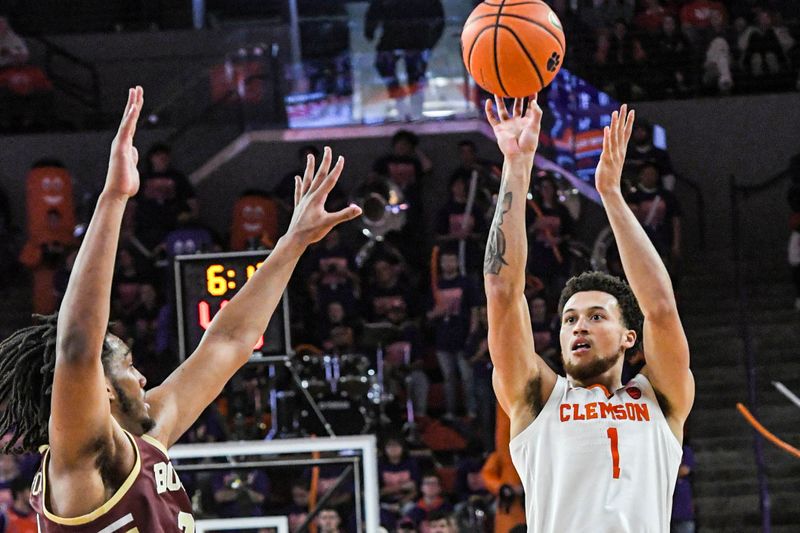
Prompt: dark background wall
<box><xmin>636</xmin><ymin>93</ymin><xmax>800</xmax><ymax>252</ymax></box>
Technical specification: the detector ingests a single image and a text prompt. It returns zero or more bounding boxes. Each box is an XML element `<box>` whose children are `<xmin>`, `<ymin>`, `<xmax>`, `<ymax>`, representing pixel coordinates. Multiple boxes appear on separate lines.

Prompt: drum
<box><xmin>297</xmin><ymin>354</ymin><xmax>332</xmax><ymax>398</ymax></box>
<box><xmin>336</xmin><ymin>354</ymin><xmax>374</xmax><ymax>397</ymax></box>
<box><xmin>299</xmin><ymin>392</ymin><xmax>373</xmax><ymax>436</ymax></box>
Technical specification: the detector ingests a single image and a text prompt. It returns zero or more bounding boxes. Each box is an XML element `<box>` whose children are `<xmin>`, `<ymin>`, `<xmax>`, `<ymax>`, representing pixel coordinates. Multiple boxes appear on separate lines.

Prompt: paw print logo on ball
<box><xmin>546</xmin><ymin>52</ymin><xmax>561</xmax><ymax>72</ymax></box>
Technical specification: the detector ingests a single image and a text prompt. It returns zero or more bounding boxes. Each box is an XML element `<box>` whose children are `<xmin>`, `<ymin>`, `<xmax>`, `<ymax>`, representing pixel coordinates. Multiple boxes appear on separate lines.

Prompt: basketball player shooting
<box><xmin>483</xmin><ymin>96</ymin><xmax>694</xmax><ymax>532</ymax></box>
<box><xmin>0</xmin><ymin>87</ymin><xmax>361</xmax><ymax>531</ymax></box>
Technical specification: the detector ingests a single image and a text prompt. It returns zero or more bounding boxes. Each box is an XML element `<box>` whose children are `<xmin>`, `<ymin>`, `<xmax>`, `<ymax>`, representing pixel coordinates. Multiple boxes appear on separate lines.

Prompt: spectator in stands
<box><xmin>679</xmin><ymin>0</ymin><xmax>727</xmax><ymax>44</ymax></box>
<box><xmin>283</xmin><ymin>480</ymin><xmax>311</xmax><ymax>532</ymax></box>
<box><xmin>0</xmin><ymin>476</ymin><xmax>36</xmax><ymax>532</ymax></box>
<box><xmin>405</xmin><ymin>472</ymin><xmax>452</xmax><ymax>530</ymax></box>
<box><xmin>379</xmin><ymin>435</ymin><xmax>420</xmax><ymax>528</ymax></box>
<box><xmin>787</xmin><ymin>154</ymin><xmax>800</xmax><ymax>311</ymax></box>
<box><xmin>363</xmin><ymin>251</ymin><xmax>417</xmax><ymax>322</ymax></box>
<box><xmin>652</xmin><ymin>15</ymin><xmax>693</xmax><ymax>98</ymax></box>
<box><xmin>371</xmin><ymin>130</ymin><xmax>431</xmax><ymax>268</ymax></box>
<box><xmin>624</xmin><ymin>118</ymin><xmax>677</xmax><ymax>190</ymax></box>
<box><xmin>701</xmin><ymin>10</ymin><xmax>735</xmax><ymax>94</ymax></box>
<box><xmin>364</xmin><ymin>0</ymin><xmax>444</xmax><ymax>121</ymax></box>
<box><xmin>671</xmin><ymin>441</ymin><xmax>696</xmax><ymax>533</ymax></box>
<box><xmin>180</xmin><ymin>404</ymin><xmax>229</xmax><ymax>444</ymax></box>
<box><xmin>727</xmin><ymin>0</ymin><xmax>760</xmax><ymax>22</ymax></box>
<box><xmin>435</xmin><ymin>174</ymin><xmax>488</xmax><ymax>272</ymax></box>
<box><xmin>0</xmin><ymin>16</ymin><xmax>50</xmax><ymax>132</ymax></box>
<box><xmin>481</xmin><ymin>408</ymin><xmax>525</xmax><ymax>533</ymax></box>
<box><xmin>628</xmin><ymin>163</ymin><xmax>683</xmax><ymax>281</ymax></box>
<box><xmin>435</xmin><ymin>175</ymin><xmax>488</xmax><ymax>243</ymax></box>
<box><xmin>315</xmin><ymin>507</ymin><xmax>343</xmax><ymax>533</ymax></box>
<box><xmin>318</xmin><ymin>300</ymin><xmax>348</xmax><ymax>347</ymax></box>
<box><xmin>741</xmin><ymin>10</ymin><xmax>789</xmax><ymax>80</ymax></box>
<box><xmin>395</xmin><ymin>516</ymin><xmax>418</xmax><ymax>532</ymax></box>
<box><xmin>593</xmin><ymin>19</ymin><xmax>649</xmax><ymax>100</ymax></box>
<box><xmin>464</xmin><ymin>306</ymin><xmax>496</xmax><ymax>452</ymax></box>
<box><xmin>211</xmin><ymin>468</ymin><xmax>270</xmax><ymax>518</ymax></box>
<box><xmin>578</xmin><ymin>0</ymin><xmax>635</xmax><ymax>31</ymax></box>
<box><xmin>427</xmin><ymin>247</ymin><xmax>479</xmax><ymax>422</ymax></box>
<box><xmin>448</xmin><ymin>139</ymin><xmax>501</xmax><ymax>201</ymax></box>
<box><xmin>134</xmin><ymin>143</ymin><xmax>198</xmax><ymax>250</ymax></box>
<box><xmin>425</xmin><ymin>509</ymin><xmax>456</xmax><ymax>533</ymax></box>
<box><xmin>633</xmin><ymin>0</ymin><xmax>669</xmax><ymax>34</ymax></box>
<box><xmin>307</xmin><ymin>228</ymin><xmax>360</xmax><ymax>315</ymax></box>
<box><xmin>331</xmin><ymin>322</ymin><xmax>360</xmax><ymax>358</ymax></box>
<box><xmin>529</xmin><ymin>295</ymin><xmax>561</xmax><ymax>372</ymax></box>
<box><xmin>384</xmin><ymin>299</ymin><xmax>430</xmax><ymax>419</ymax></box>
<box><xmin>373</xmin><ymin>130</ymin><xmax>433</xmax><ymax>178</ymax></box>
<box><xmin>0</xmin><ymin>16</ymin><xmax>28</xmax><ymax>67</ymax></box>
<box><xmin>297</xmin><ymin>0</ymin><xmax>352</xmax><ymax>113</ymax></box>
<box><xmin>453</xmin><ymin>445</ymin><xmax>492</xmax><ymax>528</ymax></box>
<box><xmin>450</xmin><ymin>139</ymin><xmax>498</xmax><ymax>182</ymax></box>
<box><xmin>528</xmin><ymin>174</ymin><xmax>573</xmax><ymax>293</ymax></box>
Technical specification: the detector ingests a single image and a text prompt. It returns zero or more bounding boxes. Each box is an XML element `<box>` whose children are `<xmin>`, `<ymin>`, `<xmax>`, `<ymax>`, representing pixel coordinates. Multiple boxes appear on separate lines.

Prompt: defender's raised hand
<box><xmin>287</xmin><ymin>146</ymin><xmax>362</xmax><ymax>246</ymax></box>
<box><xmin>595</xmin><ymin>104</ymin><xmax>635</xmax><ymax>197</ymax></box>
<box><xmin>106</xmin><ymin>86</ymin><xmax>143</xmax><ymax>199</ymax></box>
<box><xmin>485</xmin><ymin>96</ymin><xmax>542</xmax><ymax>159</ymax></box>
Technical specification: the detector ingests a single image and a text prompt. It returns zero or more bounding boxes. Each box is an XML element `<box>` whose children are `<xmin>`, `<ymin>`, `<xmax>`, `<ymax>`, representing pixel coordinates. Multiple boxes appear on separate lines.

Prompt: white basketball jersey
<box><xmin>509</xmin><ymin>373</ymin><xmax>682</xmax><ymax>533</ymax></box>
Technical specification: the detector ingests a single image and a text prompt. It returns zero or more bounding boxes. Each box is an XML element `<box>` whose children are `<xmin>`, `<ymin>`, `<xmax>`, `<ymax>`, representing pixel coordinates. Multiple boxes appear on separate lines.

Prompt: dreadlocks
<box><xmin>0</xmin><ymin>314</ymin><xmax>114</xmax><ymax>454</ymax></box>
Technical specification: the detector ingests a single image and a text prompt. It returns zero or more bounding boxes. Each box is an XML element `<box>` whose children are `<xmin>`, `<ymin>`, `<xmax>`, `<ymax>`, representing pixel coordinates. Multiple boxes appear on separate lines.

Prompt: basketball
<box><xmin>461</xmin><ymin>1</ymin><xmax>566</xmax><ymax>98</ymax></box>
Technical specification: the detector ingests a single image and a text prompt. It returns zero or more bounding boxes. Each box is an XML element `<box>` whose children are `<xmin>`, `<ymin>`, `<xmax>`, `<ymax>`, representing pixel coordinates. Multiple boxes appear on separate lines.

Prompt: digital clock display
<box><xmin>174</xmin><ymin>250</ymin><xmax>290</xmax><ymax>361</ymax></box>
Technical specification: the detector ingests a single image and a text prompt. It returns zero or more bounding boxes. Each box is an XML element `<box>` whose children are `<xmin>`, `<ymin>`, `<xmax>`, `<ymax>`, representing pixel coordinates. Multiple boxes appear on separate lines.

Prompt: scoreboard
<box><xmin>174</xmin><ymin>250</ymin><xmax>290</xmax><ymax>361</ymax></box>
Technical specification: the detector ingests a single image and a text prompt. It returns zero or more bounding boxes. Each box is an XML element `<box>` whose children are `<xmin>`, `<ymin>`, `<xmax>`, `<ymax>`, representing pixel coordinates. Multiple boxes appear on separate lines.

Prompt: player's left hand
<box><xmin>595</xmin><ymin>104</ymin><xmax>634</xmax><ymax>197</ymax></box>
<box><xmin>286</xmin><ymin>146</ymin><xmax>362</xmax><ymax>247</ymax></box>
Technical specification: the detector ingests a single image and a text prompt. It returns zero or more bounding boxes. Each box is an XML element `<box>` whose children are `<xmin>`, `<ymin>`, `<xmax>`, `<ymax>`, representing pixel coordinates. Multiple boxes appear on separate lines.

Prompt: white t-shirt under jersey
<box><xmin>509</xmin><ymin>373</ymin><xmax>682</xmax><ymax>533</ymax></box>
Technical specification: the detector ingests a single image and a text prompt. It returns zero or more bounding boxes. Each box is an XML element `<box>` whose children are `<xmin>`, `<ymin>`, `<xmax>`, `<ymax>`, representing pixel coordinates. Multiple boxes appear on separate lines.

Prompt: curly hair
<box><xmin>557</xmin><ymin>271</ymin><xmax>644</xmax><ymax>358</ymax></box>
<box><xmin>0</xmin><ymin>314</ymin><xmax>115</xmax><ymax>454</ymax></box>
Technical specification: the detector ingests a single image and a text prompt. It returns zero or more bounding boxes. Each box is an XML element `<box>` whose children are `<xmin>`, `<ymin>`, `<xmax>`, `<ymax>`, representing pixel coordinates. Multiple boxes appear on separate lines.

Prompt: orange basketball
<box><xmin>461</xmin><ymin>1</ymin><xmax>566</xmax><ymax>98</ymax></box>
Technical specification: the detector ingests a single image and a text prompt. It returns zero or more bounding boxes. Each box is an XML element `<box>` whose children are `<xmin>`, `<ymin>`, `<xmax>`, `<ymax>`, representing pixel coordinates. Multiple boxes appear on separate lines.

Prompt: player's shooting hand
<box><xmin>485</xmin><ymin>96</ymin><xmax>542</xmax><ymax>160</ymax></box>
<box><xmin>105</xmin><ymin>86</ymin><xmax>143</xmax><ymax>200</ymax></box>
<box><xmin>287</xmin><ymin>146</ymin><xmax>362</xmax><ymax>247</ymax></box>
<box><xmin>595</xmin><ymin>104</ymin><xmax>634</xmax><ymax>197</ymax></box>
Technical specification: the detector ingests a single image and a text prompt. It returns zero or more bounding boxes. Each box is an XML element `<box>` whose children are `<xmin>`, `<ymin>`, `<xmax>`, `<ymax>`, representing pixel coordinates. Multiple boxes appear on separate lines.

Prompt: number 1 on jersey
<box><xmin>607</xmin><ymin>427</ymin><xmax>620</xmax><ymax>479</ymax></box>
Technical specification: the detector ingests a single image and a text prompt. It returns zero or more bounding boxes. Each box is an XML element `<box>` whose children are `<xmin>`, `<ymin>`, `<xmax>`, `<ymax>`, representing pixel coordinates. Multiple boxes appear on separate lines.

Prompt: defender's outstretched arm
<box><xmin>483</xmin><ymin>97</ymin><xmax>556</xmax><ymax>438</ymax></box>
<box><xmin>147</xmin><ymin>148</ymin><xmax>362</xmax><ymax>447</ymax></box>
<box><xmin>595</xmin><ymin>106</ymin><xmax>694</xmax><ymax>435</ymax></box>
<box><xmin>51</xmin><ymin>87</ymin><xmax>144</xmax><ymax>466</ymax></box>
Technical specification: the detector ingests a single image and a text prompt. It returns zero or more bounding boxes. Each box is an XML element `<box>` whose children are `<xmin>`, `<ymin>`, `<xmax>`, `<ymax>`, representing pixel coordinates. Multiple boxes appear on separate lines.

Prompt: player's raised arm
<box><xmin>483</xmin><ymin>97</ymin><xmax>557</xmax><ymax>435</ymax></box>
<box><xmin>147</xmin><ymin>147</ymin><xmax>362</xmax><ymax>447</ymax></box>
<box><xmin>595</xmin><ymin>105</ymin><xmax>694</xmax><ymax>435</ymax></box>
<box><xmin>51</xmin><ymin>87</ymin><xmax>144</xmax><ymax>465</ymax></box>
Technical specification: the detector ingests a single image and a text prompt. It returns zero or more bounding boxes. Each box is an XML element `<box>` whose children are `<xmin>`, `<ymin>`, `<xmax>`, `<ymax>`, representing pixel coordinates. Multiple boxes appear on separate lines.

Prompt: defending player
<box><xmin>0</xmin><ymin>87</ymin><xmax>361</xmax><ymax>531</ymax></box>
<box><xmin>483</xmin><ymin>96</ymin><xmax>694</xmax><ymax>532</ymax></box>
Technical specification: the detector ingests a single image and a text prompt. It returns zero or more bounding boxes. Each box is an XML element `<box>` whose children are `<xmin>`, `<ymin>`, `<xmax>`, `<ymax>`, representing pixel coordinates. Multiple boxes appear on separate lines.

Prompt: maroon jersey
<box><xmin>30</xmin><ymin>430</ymin><xmax>194</xmax><ymax>532</ymax></box>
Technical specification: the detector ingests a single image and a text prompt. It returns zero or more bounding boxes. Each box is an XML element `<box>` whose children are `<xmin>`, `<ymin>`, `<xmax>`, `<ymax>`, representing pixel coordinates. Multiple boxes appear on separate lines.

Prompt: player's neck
<box><xmin>112</xmin><ymin>410</ymin><xmax>142</xmax><ymax>437</ymax></box>
<box><xmin>568</xmin><ymin>373</ymin><xmax>622</xmax><ymax>393</ymax></box>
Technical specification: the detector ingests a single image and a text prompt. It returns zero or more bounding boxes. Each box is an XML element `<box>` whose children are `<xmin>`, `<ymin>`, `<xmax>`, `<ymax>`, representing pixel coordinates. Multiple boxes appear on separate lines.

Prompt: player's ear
<box><xmin>622</xmin><ymin>329</ymin><xmax>636</xmax><ymax>350</ymax></box>
<box><xmin>106</xmin><ymin>378</ymin><xmax>116</xmax><ymax>402</ymax></box>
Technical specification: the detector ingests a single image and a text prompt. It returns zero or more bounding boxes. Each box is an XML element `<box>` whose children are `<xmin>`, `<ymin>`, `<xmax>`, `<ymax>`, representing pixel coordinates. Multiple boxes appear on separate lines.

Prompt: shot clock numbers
<box><xmin>175</xmin><ymin>251</ymin><xmax>290</xmax><ymax>361</ymax></box>
<box><xmin>205</xmin><ymin>262</ymin><xmax>263</xmax><ymax>296</ymax></box>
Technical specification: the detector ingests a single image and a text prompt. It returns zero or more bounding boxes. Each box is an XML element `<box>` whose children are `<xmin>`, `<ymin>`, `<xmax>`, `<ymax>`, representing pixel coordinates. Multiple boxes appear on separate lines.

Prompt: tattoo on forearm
<box><xmin>484</xmin><ymin>192</ymin><xmax>513</xmax><ymax>275</ymax></box>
